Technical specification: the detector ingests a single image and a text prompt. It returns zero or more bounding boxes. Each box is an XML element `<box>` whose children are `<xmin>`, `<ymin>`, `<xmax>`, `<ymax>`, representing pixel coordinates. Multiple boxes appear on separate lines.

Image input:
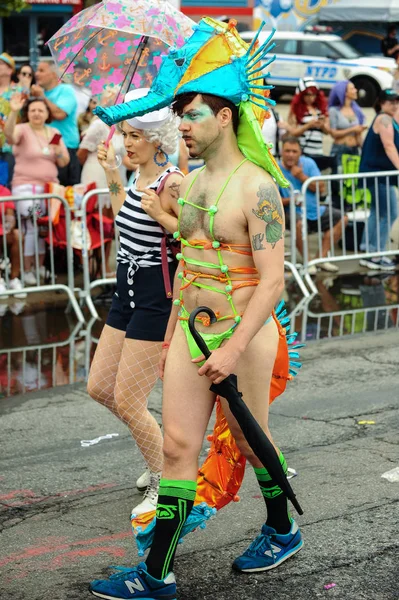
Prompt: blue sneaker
<box><xmin>89</xmin><ymin>562</ymin><xmax>176</xmax><ymax>600</ymax></box>
<box><xmin>232</xmin><ymin>520</ymin><xmax>303</xmax><ymax>573</ymax></box>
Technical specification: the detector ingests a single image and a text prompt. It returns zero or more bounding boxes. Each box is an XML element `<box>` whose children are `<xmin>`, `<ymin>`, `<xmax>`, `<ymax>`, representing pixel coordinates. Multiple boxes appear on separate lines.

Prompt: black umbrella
<box><xmin>188</xmin><ymin>306</ymin><xmax>303</xmax><ymax>515</ymax></box>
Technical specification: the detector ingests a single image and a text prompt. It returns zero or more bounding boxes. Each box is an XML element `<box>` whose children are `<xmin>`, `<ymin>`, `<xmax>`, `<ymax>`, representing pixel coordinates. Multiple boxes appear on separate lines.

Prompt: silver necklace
<box><xmin>30</xmin><ymin>125</ymin><xmax>50</xmax><ymax>156</ymax></box>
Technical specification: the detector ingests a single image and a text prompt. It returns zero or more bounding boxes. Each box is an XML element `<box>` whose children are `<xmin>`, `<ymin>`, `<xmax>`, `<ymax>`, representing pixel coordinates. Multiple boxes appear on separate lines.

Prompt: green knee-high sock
<box><xmin>254</xmin><ymin>452</ymin><xmax>291</xmax><ymax>534</ymax></box>
<box><xmin>146</xmin><ymin>478</ymin><xmax>196</xmax><ymax>580</ymax></box>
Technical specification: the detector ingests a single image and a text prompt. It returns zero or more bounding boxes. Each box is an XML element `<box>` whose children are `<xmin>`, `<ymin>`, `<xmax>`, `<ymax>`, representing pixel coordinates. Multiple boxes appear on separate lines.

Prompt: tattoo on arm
<box><xmin>168</xmin><ymin>182</ymin><xmax>180</xmax><ymax>199</ymax></box>
<box><xmin>379</xmin><ymin>115</ymin><xmax>393</xmax><ymax>129</ymax></box>
<box><xmin>252</xmin><ymin>182</ymin><xmax>284</xmax><ymax>249</ymax></box>
<box><xmin>109</xmin><ymin>181</ymin><xmax>122</xmax><ymax>196</ymax></box>
<box><xmin>252</xmin><ymin>233</ymin><xmax>265</xmax><ymax>251</ymax></box>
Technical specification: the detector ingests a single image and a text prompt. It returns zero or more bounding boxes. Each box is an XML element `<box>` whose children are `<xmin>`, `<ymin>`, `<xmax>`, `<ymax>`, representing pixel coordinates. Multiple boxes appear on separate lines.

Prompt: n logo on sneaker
<box><xmin>125</xmin><ymin>578</ymin><xmax>145</xmax><ymax>593</ymax></box>
<box><xmin>264</xmin><ymin>544</ymin><xmax>282</xmax><ymax>558</ymax></box>
<box><xmin>156</xmin><ymin>503</ymin><xmax>177</xmax><ymax>519</ymax></box>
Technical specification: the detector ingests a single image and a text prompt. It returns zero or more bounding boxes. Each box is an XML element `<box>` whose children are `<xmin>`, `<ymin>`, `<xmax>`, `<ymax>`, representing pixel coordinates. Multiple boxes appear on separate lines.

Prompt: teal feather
<box><xmin>250</xmin><ymin>84</ymin><xmax>274</xmax><ymax>91</ymax></box>
<box><xmin>247</xmin><ymin>55</ymin><xmax>276</xmax><ymax>72</ymax></box>
<box><xmin>250</xmin><ymin>99</ymin><xmax>274</xmax><ymax>111</ymax></box>
<box><xmin>247</xmin><ymin>43</ymin><xmax>276</xmax><ymax>69</ymax></box>
<box><xmin>289</xmin><ymin>360</ymin><xmax>302</xmax><ymax>368</ymax></box>
<box><xmin>247</xmin><ymin>73</ymin><xmax>271</xmax><ymax>83</ymax></box>
<box><xmin>273</xmin><ymin>299</ymin><xmax>305</xmax><ymax>378</ymax></box>
<box><xmin>276</xmin><ymin>299</ymin><xmax>285</xmax><ymax>314</ymax></box>
<box><xmin>286</xmin><ymin>333</ymin><xmax>298</xmax><ymax>343</ymax></box>
<box><xmin>246</xmin><ymin>31</ymin><xmax>276</xmax><ymax>66</ymax></box>
<box><xmin>250</xmin><ymin>91</ymin><xmax>273</xmax><ymax>102</ymax></box>
<box><xmin>245</xmin><ymin>20</ymin><xmax>266</xmax><ymax>56</ymax></box>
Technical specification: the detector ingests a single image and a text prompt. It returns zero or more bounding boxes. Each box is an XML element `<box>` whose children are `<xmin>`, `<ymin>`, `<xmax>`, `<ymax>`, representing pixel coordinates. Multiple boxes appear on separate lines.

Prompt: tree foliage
<box><xmin>0</xmin><ymin>0</ymin><xmax>30</xmax><ymax>17</ymax></box>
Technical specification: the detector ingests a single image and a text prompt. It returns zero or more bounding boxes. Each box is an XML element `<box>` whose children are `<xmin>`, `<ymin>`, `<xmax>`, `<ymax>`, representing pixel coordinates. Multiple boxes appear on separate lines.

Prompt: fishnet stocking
<box><xmin>87</xmin><ymin>324</ymin><xmax>125</xmax><ymax>420</ymax></box>
<box><xmin>114</xmin><ymin>339</ymin><xmax>163</xmax><ymax>473</ymax></box>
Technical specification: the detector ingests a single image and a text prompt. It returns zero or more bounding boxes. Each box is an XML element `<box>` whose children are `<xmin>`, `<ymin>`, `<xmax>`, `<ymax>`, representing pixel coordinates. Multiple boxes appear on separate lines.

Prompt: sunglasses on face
<box><xmin>304</xmin><ymin>91</ymin><xmax>317</xmax><ymax>97</ymax></box>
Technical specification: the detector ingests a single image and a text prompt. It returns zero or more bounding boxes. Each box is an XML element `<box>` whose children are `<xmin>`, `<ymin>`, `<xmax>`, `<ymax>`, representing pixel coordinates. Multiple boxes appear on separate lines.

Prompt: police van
<box><xmin>241</xmin><ymin>29</ymin><xmax>395</xmax><ymax>106</ymax></box>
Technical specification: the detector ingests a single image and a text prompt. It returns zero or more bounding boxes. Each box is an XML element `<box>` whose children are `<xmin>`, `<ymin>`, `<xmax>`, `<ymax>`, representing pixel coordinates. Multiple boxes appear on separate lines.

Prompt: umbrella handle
<box><xmin>105</xmin><ymin>125</ymin><xmax>115</xmax><ymax>148</ymax></box>
<box><xmin>188</xmin><ymin>306</ymin><xmax>217</xmax><ymax>360</ymax></box>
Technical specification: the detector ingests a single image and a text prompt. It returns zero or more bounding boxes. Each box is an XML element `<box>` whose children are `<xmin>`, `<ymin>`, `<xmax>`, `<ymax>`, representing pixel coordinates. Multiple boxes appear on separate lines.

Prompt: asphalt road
<box><xmin>1</xmin><ymin>330</ymin><xmax>399</xmax><ymax>600</ymax></box>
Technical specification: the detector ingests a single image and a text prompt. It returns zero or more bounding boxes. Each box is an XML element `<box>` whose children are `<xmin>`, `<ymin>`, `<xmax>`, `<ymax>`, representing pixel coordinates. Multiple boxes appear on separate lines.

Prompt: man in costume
<box><xmin>90</xmin><ymin>18</ymin><xmax>302</xmax><ymax>599</ymax></box>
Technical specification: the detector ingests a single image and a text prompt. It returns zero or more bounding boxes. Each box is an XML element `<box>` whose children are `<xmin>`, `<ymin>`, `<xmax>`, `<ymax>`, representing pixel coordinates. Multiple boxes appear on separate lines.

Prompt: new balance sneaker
<box><xmin>359</xmin><ymin>257</ymin><xmax>396</xmax><ymax>271</ymax></box>
<box><xmin>232</xmin><ymin>520</ymin><xmax>303</xmax><ymax>573</ymax></box>
<box><xmin>89</xmin><ymin>562</ymin><xmax>176</xmax><ymax>600</ymax></box>
<box><xmin>131</xmin><ymin>472</ymin><xmax>160</xmax><ymax>517</ymax></box>
<box><xmin>136</xmin><ymin>468</ymin><xmax>150</xmax><ymax>492</ymax></box>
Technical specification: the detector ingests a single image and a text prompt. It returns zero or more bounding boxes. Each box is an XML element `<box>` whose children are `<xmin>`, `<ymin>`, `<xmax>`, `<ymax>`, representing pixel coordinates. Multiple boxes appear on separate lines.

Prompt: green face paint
<box><xmin>180</xmin><ymin>104</ymin><xmax>214</xmax><ymax>124</ymax></box>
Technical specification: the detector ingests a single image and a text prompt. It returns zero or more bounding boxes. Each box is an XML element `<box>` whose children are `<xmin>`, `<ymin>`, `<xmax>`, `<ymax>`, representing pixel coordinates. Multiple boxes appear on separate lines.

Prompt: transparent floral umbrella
<box><xmin>47</xmin><ymin>0</ymin><xmax>194</xmax><ymax>106</ymax></box>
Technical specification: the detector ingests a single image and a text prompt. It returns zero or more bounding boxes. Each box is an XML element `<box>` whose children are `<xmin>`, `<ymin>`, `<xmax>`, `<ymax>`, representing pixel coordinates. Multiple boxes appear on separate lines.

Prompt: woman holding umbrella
<box><xmin>87</xmin><ymin>88</ymin><xmax>183</xmax><ymax>516</ymax></box>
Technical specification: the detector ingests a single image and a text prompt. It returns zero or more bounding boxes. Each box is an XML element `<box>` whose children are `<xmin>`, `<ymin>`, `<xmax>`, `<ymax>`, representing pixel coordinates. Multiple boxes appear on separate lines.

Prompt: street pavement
<box><xmin>1</xmin><ymin>330</ymin><xmax>398</xmax><ymax>600</ymax></box>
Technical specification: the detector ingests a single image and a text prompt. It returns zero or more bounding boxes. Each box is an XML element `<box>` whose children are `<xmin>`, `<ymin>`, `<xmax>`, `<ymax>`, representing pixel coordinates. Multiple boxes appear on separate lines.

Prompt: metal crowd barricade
<box><xmin>283</xmin><ymin>184</ymin><xmax>310</xmax><ymax>298</ymax></box>
<box><xmin>79</xmin><ymin>187</ymin><xmax>129</xmax><ymax>320</ymax></box>
<box><xmin>301</xmin><ymin>304</ymin><xmax>399</xmax><ymax>343</ymax></box>
<box><xmin>79</xmin><ymin>185</ymin><xmax>310</xmax><ymax>319</ymax></box>
<box><xmin>0</xmin><ymin>322</ymin><xmax>83</xmax><ymax>397</ymax></box>
<box><xmin>299</xmin><ymin>169</ymin><xmax>399</xmax><ymax>291</ymax></box>
<box><xmin>0</xmin><ymin>194</ymin><xmax>84</xmax><ymax>323</ymax></box>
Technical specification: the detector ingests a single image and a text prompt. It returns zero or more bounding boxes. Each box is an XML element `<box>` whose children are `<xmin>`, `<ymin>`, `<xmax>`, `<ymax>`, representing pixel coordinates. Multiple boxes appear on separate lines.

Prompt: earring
<box><xmin>153</xmin><ymin>146</ymin><xmax>169</xmax><ymax>167</ymax></box>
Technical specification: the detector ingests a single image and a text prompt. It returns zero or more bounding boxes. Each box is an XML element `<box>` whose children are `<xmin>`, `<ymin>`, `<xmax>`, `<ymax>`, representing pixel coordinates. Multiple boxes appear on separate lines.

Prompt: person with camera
<box><xmin>4</xmin><ymin>92</ymin><xmax>69</xmax><ymax>285</ymax></box>
<box><xmin>288</xmin><ymin>77</ymin><xmax>331</xmax><ymax>169</ymax></box>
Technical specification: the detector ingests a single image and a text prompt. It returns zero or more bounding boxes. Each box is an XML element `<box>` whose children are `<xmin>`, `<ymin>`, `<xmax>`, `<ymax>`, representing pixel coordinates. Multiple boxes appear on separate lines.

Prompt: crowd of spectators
<box><xmin>265</xmin><ymin>76</ymin><xmax>399</xmax><ymax>273</ymax></box>
<box><xmin>0</xmin><ymin>49</ymin><xmax>398</xmax><ymax>299</ymax></box>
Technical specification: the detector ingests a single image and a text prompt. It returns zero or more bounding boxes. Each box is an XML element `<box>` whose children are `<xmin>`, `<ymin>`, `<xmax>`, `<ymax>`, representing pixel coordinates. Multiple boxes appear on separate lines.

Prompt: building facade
<box><xmin>0</xmin><ymin>0</ymin><xmax>83</xmax><ymax>68</ymax></box>
<box><xmin>1</xmin><ymin>0</ymin><xmax>255</xmax><ymax>70</ymax></box>
<box><xmin>181</xmin><ymin>0</ymin><xmax>254</xmax><ymax>29</ymax></box>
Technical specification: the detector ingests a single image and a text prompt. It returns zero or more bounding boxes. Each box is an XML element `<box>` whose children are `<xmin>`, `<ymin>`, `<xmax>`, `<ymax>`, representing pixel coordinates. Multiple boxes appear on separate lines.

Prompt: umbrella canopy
<box><xmin>319</xmin><ymin>0</ymin><xmax>399</xmax><ymax>23</ymax></box>
<box><xmin>47</xmin><ymin>0</ymin><xmax>194</xmax><ymax>102</ymax></box>
<box><xmin>188</xmin><ymin>306</ymin><xmax>303</xmax><ymax>515</ymax></box>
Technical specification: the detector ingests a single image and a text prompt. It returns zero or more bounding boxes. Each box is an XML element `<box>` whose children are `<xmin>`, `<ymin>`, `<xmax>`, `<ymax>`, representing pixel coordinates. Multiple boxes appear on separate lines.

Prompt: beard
<box><xmin>184</xmin><ymin>130</ymin><xmax>221</xmax><ymax>160</ymax></box>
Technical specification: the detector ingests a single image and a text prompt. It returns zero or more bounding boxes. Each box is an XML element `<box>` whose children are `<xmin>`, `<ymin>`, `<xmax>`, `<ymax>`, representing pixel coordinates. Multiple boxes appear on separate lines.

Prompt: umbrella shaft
<box><xmin>226</xmin><ymin>396</ymin><xmax>303</xmax><ymax>515</ymax></box>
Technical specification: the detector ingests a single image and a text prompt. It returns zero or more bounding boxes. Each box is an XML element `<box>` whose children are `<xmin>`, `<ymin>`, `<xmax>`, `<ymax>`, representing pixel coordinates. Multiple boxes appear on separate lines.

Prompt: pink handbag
<box><xmin>157</xmin><ymin>173</ymin><xmax>181</xmax><ymax>299</ymax></box>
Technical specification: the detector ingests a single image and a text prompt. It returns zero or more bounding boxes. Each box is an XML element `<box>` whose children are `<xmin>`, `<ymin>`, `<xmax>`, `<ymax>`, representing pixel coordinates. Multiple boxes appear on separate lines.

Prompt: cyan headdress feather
<box><xmin>94</xmin><ymin>18</ymin><xmax>288</xmax><ymax>187</ymax></box>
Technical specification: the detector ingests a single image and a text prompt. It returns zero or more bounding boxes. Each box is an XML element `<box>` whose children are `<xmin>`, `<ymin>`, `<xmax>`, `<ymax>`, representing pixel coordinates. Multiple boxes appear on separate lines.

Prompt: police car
<box><xmin>241</xmin><ymin>29</ymin><xmax>395</xmax><ymax>106</ymax></box>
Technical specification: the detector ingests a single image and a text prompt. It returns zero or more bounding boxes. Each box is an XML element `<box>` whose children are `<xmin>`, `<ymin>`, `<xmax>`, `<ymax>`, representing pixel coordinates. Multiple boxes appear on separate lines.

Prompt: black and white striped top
<box><xmin>115</xmin><ymin>166</ymin><xmax>181</xmax><ymax>268</ymax></box>
<box><xmin>299</xmin><ymin>110</ymin><xmax>324</xmax><ymax>156</ymax></box>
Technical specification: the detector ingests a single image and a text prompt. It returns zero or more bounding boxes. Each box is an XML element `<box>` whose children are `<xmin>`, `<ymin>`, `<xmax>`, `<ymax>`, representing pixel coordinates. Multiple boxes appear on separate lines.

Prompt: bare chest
<box><xmin>179</xmin><ymin>185</ymin><xmax>246</xmax><ymax>244</ymax></box>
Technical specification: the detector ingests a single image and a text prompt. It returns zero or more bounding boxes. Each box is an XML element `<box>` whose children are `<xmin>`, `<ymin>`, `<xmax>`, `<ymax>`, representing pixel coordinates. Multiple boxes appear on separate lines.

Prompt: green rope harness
<box><xmin>173</xmin><ymin>158</ymin><xmax>251</xmax><ymax>324</ymax></box>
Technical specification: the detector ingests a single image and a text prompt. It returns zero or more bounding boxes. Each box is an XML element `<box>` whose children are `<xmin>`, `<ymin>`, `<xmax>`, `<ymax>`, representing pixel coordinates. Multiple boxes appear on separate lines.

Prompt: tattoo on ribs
<box><xmin>168</xmin><ymin>182</ymin><xmax>180</xmax><ymax>199</ymax></box>
<box><xmin>252</xmin><ymin>183</ymin><xmax>283</xmax><ymax>248</ymax></box>
<box><xmin>109</xmin><ymin>181</ymin><xmax>122</xmax><ymax>196</ymax></box>
<box><xmin>252</xmin><ymin>233</ymin><xmax>265</xmax><ymax>251</ymax></box>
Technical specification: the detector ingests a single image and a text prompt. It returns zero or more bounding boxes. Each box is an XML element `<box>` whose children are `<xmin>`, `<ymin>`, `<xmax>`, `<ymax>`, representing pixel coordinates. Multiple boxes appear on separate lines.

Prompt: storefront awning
<box><xmin>319</xmin><ymin>0</ymin><xmax>399</xmax><ymax>23</ymax></box>
<box><xmin>26</xmin><ymin>0</ymin><xmax>81</xmax><ymax>5</ymax></box>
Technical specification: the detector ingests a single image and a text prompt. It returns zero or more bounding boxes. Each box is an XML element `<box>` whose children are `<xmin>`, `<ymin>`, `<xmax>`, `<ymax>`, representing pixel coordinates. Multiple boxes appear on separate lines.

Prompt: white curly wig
<box><xmin>142</xmin><ymin>112</ymin><xmax>180</xmax><ymax>155</ymax></box>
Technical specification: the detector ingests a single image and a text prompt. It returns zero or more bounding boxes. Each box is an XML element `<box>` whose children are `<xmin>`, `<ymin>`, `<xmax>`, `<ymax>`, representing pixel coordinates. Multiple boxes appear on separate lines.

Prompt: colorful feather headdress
<box><xmin>94</xmin><ymin>17</ymin><xmax>288</xmax><ymax>187</ymax></box>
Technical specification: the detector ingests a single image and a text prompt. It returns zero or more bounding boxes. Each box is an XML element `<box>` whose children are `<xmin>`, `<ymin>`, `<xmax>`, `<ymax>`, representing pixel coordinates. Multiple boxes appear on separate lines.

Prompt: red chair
<box><xmin>38</xmin><ymin>183</ymin><xmax>114</xmax><ymax>279</ymax></box>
